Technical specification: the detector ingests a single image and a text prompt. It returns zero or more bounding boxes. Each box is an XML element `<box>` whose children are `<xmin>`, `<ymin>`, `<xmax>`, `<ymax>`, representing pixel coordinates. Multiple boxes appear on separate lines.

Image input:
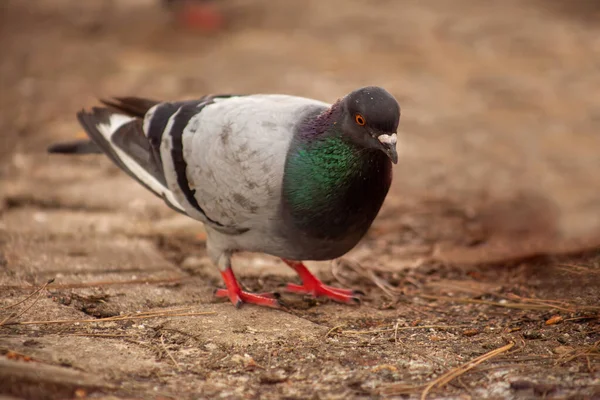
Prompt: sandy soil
<box><xmin>1</xmin><ymin>1</ymin><xmax>599</xmax><ymax>399</ymax></box>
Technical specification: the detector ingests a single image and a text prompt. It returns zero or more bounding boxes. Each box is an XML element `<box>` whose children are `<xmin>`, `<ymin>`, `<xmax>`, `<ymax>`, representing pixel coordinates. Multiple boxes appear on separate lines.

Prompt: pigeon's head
<box><xmin>340</xmin><ymin>86</ymin><xmax>400</xmax><ymax>164</ymax></box>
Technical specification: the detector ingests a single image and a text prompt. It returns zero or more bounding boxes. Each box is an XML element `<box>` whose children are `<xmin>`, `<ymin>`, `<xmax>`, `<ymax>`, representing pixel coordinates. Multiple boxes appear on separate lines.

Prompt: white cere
<box><xmin>377</xmin><ymin>133</ymin><xmax>397</xmax><ymax>145</ymax></box>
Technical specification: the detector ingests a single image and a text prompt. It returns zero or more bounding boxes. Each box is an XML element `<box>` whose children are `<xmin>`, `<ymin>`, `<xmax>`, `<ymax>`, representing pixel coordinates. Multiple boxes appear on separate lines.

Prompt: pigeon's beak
<box><xmin>377</xmin><ymin>133</ymin><xmax>398</xmax><ymax>164</ymax></box>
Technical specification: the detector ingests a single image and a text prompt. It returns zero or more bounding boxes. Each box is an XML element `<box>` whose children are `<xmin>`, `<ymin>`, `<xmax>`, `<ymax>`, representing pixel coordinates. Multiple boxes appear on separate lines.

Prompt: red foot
<box><xmin>282</xmin><ymin>259</ymin><xmax>363</xmax><ymax>304</ymax></box>
<box><xmin>216</xmin><ymin>268</ymin><xmax>281</xmax><ymax>308</ymax></box>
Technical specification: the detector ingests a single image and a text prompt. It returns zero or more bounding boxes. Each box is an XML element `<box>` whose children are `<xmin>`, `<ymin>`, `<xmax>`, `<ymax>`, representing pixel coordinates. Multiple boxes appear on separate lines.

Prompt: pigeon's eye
<box><xmin>355</xmin><ymin>114</ymin><xmax>366</xmax><ymax>126</ymax></box>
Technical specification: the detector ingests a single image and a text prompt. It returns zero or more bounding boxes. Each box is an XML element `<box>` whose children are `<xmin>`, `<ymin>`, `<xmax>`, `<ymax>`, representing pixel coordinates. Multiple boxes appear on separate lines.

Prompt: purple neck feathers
<box><xmin>298</xmin><ymin>100</ymin><xmax>343</xmax><ymax>140</ymax></box>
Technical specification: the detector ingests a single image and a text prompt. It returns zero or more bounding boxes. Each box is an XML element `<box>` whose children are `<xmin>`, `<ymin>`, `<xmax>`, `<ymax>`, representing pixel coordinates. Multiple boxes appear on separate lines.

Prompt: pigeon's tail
<box><xmin>48</xmin><ymin>139</ymin><xmax>102</xmax><ymax>154</ymax></box>
<box><xmin>49</xmin><ymin>106</ymin><xmax>187</xmax><ymax>215</ymax></box>
<box><xmin>100</xmin><ymin>97</ymin><xmax>160</xmax><ymax>118</ymax></box>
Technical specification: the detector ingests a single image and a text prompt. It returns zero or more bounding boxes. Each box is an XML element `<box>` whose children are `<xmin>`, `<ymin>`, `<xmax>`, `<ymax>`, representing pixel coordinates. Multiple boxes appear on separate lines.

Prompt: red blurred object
<box><xmin>170</xmin><ymin>0</ymin><xmax>224</xmax><ymax>33</ymax></box>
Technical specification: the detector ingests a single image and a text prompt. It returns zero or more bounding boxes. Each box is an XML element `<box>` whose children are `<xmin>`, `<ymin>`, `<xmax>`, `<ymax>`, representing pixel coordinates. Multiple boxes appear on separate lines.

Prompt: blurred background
<box><xmin>1</xmin><ymin>3</ymin><xmax>599</xmax><ymax>398</ymax></box>
<box><xmin>1</xmin><ymin>0</ymin><xmax>600</xmax><ymax>266</ymax></box>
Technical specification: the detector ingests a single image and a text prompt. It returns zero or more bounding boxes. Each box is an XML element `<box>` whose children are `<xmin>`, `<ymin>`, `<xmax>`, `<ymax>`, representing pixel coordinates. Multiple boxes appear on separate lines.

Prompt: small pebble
<box><xmin>462</xmin><ymin>328</ymin><xmax>479</xmax><ymax>337</ymax></box>
<box><xmin>523</xmin><ymin>330</ymin><xmax>542</xmax><ymax>340</ymax></box>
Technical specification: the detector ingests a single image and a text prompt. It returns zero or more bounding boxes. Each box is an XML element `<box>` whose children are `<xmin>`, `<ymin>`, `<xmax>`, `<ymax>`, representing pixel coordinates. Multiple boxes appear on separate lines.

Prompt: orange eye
<box><xmin>355</xmin><ymin>114</ymin><xmax>366</xmax><ymax>126</ymax></box>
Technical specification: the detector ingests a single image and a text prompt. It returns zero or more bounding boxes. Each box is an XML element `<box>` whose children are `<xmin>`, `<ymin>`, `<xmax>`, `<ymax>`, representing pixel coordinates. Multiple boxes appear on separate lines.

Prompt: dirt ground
<box><xmin>1</xmin><ymin>0</ymin><xmax>599</xmax><ymax>399</ymax></box>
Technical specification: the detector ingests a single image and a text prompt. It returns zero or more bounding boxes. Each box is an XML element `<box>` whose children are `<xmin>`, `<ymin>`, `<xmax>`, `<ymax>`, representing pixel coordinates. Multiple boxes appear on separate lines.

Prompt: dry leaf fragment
<box><xmin>545</xmin><ymin>315</ymin><xmax>563</xmax><ymax>325</ymax></box>
<box><xmin>372</xmin><ymin>364</ymin><xmax>398</xmax><ymax>373</ymax></box>
<box><xmin>5</xmin><ymin>351</ymin><xmax>33</xmax><ymax>362</ymax></box>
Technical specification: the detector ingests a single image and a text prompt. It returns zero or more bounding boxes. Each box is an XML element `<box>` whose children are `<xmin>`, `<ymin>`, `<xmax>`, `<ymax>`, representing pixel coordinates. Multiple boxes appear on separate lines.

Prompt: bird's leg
<box><xmin>281</xmin><ymin>259</ymin><xmax>362</xmax><ymax>304</ymax></box>
<box><xmin>213</xmin><ymin>254</ymin><xmax>281</xmax><ymax>308</ymax></box>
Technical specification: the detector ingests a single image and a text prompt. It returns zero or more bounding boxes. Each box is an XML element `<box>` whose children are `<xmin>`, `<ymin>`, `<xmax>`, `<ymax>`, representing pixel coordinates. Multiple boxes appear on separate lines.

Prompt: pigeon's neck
<box><xmin>296</xmin><ymin>100</ymin><xmax>344</xmax><ymax>141</ymax></box>
<box><xmin>287</xmin><ymin>102</ymin><xmax>361</xmax><ymax>200</ymax></box>
<box><xmin>282</xmin><ymin>104</ymin><xmax>392</xmax><ymax>240</ymax></box>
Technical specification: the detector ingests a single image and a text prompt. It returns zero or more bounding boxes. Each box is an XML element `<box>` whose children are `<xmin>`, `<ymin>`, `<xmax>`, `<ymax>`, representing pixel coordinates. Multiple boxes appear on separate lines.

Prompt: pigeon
<box><xmin>48</xmin><ymin>87</ymin><xmax>401</xmax><ymax>308</ymax></box>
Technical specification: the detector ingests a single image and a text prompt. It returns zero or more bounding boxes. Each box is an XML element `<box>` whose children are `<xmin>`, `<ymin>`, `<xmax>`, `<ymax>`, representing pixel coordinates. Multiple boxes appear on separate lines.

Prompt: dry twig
<box><xmin>65</xmin><ymin>333</ymin><xmax>134</xmax><ymax>338</ymax></box>
<box><xmin>556</xmin><ymin>263</ymin><xmax>600</xmax><ymax>276</ymax></box>
<box><xmin>160</xmin><ymin>334</ymin><xmax>182</xmax><ymax>371</ymax></box>
<box><xmin>0</xmin><ymin>308</ymin><xmax>216</xmax><ymax>327</ymax></box>
<box><xmin>419</xmin><ymin>342</ymin><xmax>514</xmax><ymax>400</ymax></box>
<box><xmin>342</xmin><ymin>324</ymin><xmax>468</xmax><ymax>336</ymax></box>
<box><xmin>504</xmin><ymin>294</ymin><xmax>576</xmax><ymax>313</ymax></box>
<box><xmin>420</xmin><ymin>295</ymin><xmax>600</xmax><ymax>311</ymax></box>
<box><xmin>556</xmin><ymin>340</ymin><xmax>600</xmax><ymax>366</ymax></box>
<box><xmin>0</xmin><ymin>276</ymin><xmax>187</xmax><ymax>291</ymax></box>
<box><xmin>0</xmin><ymin>279</ymin><xmax>55</xmax><ymax>311</ymax></box>
<box><xmin>0</xmin><ymin>279</ymin><xmax>55</xmax><ymax>326</ymax></box>
<box><xmin>325</xmin><ymin>325</ymin><xmax>345</xmax><ymax>337</ymax></box>
<box><xmin>331</xmin><ymin>259</ymin><xmax>404</xmax><ymax>299</ymax></box>
<box><xmin>380</xmin><ymin>342</ymin><xmax>514</xmax><ymax>398</ymax></box>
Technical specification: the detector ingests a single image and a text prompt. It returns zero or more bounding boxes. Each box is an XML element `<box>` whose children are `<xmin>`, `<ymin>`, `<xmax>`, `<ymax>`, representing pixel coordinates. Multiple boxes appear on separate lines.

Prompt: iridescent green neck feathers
<box><xmin>284</xmin><ymin>135</ymin><xmax>364</xmax><ymax>213</ymax></box>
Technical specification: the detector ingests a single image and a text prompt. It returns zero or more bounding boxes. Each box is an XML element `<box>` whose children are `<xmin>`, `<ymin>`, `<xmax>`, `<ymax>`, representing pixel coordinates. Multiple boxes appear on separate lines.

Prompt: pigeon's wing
<box><xmin>49</xmin><ymin>96</ymin><xmax>224</xmax><ymax>218</ymax></box>
<box><xmin>157</xmin><ymin>94</ymin><xmax>329</xmax><ymax>232</ymax></box>
<box><xmin>51</xmin><ymin>94</ymin><xmax>327</xmax><ymax>234</ymax></box>
<box><xmin>69</xmin><ymin>104</ymin><xmax>189</xmax><ymax>216</ymax></box>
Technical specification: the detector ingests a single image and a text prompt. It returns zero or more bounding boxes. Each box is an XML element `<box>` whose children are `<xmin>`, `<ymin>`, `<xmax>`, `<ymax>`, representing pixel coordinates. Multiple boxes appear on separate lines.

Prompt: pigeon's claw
<box><xmin>214</xmin><ymin>289</ymin><xmax>281</xmax><ymax>308</ymax></box>
<box><xmin>281</xmin><ymin>259</ymin><xmax>363</xmax><ymax>304</ymax></box>
<box><xmin>285</xmin><ymin>282</ymin><xmax>362</xmax><ymax>304</ymax></box>
<box><xmin>216</xmin><ymin>268</ymin><xmax>281</xmax><ymax>308</ymax></box>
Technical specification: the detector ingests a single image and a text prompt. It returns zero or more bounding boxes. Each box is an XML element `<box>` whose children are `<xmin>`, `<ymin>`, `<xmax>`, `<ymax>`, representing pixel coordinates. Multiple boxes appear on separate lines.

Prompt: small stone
<box><xmin>181</xmin><ymin>256</ymin><xmax>207</xmax><ymax>270</ymax></box>
<box><xmin>557</xmin><ymin>333</ymin><xmax>570</xmax><ymax>344</ymax></box>
<box><xmin>523</xmin><ymin>330</ymin><xmax>542</xmax><ymax>340</ymax></box>
<box><xmin>510</xmin><ymin>380</ymin><xmax>533</xmax><ymax>390</ymax></box>
<box><xmin>204</xmin><ymin>342</ymin><xmax>218</xmax><ymax>351</ymax></box>
<box><xmin>553</xmin><ymin>345</ymin><xmax>573</xmax><ymax>355</ymax></box>
<box><xmin>33</xmin><ymin>212</ymin><xmax>48</xmax><ymax>223</ymax></box>
<box><xmin>231</xmin><ymin>354</ymin><xmax>245</xmax><ymax>365</ymax></box>
<box><xmin>259</xmin><ymin>369</ymin><xmax>287</xmax><ymax>384</ymax></box>
<box><xmin>462</xmin><ymin>328</ymin><xmax>479</xmax><ymax>337</ymax></box>
<box><xmin>231</xmin><ymin>353</ymin><xmax>260</xmax><ymax>369</ymax></box>
<box><xmin>22</xmin><ymin>339</ymin><xmax>42</xmax><ymax>348</ymax></box>
<box><xmin>533</xmin><ymin>383</ymin><xmax>558</xmax><ymax>396</ymax></box>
